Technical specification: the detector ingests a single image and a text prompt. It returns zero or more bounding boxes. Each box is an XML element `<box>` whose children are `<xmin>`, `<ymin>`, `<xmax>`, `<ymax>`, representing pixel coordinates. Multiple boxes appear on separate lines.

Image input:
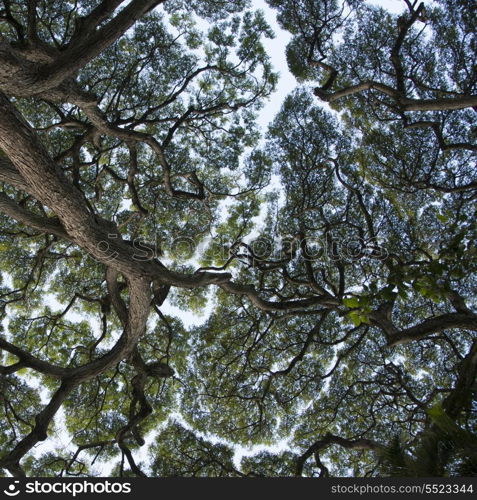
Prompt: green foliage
<box><xmin>379</xmin><ymin>405</ymin><xmax>477</xmax><ymax>477</ymax></box>
<box><xmin>150</xmin><ymin>422</ymin><xmax>239</xmax><ymax>476</ymax></box>
<box><xmin>0</xmin><ymin>0</ymin><xmax>476</xmax><ymax>480</ymax></box>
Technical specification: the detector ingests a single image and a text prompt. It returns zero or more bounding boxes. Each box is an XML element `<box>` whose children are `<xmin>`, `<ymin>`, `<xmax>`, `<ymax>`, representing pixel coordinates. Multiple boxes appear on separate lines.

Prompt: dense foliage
<box><xmin>0</xmin><ymin>0</ymin><xmax>475</xmax><ymax>477</ymax></box>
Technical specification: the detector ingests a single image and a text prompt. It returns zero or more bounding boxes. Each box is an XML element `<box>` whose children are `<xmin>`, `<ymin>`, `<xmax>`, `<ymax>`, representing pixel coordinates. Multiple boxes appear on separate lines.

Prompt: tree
<box><xmin>0</xmin><ymin>0</ymin><xmax>476</xmax><ymax>478</ymax></box>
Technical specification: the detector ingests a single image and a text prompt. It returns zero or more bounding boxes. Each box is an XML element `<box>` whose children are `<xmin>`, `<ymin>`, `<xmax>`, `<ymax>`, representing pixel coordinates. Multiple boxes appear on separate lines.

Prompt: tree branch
<box><xmin>296</xmin><ymin>433</ymin><xmax>382</xmax><ymax>476</ymax></box>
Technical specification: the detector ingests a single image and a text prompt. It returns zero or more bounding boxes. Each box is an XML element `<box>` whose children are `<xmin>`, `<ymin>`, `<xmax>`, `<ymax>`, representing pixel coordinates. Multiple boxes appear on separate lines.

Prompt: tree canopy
<box><xmin>0</xmin><ymin>0</ymin><xmax>476</xmax><ymax>478</ymax></box>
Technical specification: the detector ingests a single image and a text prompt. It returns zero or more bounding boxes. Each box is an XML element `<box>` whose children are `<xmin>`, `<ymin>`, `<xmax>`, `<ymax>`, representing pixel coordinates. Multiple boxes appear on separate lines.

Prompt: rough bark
<box><xmin>0</xmin><ymin>1</ymin><xmax>165</xmax><ymax>97</ymax></box>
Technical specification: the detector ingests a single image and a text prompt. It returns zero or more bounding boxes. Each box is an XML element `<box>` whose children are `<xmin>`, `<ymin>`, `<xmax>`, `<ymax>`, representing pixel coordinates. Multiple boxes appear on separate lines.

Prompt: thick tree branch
<box><xmin>0</xmin><ymin>192</ymin><xmax>67</xmax><ymax>238</ymax></box>
<box><xmin>314</xmin><ymin>81</ymin><xmax>477</xmax><ymax>112</ymax></box>
<box><xmin>387</xmin><ymin>313</ymin><xmax>477</xmax><ymax>347</ymax></box>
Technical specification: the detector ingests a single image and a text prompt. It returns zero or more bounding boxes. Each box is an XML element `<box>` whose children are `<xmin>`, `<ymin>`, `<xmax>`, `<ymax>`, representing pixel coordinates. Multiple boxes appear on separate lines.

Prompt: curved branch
<box><xmin>296</xmin><ymin>433</ymin><xmax>383</xmax><ymax>476</ymax></box>
<box><xmin>219</xmin><ymin>281</ymin><xmax>340</xmax><ymax>312</ymax></box>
